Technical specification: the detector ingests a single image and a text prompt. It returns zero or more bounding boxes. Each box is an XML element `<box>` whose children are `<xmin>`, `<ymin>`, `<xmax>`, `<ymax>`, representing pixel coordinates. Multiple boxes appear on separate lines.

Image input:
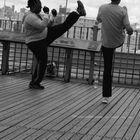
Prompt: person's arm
<box><xmin>125</xmin><ymin>24</ymin><xmax>133</xmax><ymax>35</ymax></box>
<box><xmin>26</xmin><ymin>13</ymin><xmax>49</xmax><ymax>30</ymax></box>
<box><xmin>123</xmin><ymin>10</ymin><xmax>133</xmax><ymax>35</ymax></box>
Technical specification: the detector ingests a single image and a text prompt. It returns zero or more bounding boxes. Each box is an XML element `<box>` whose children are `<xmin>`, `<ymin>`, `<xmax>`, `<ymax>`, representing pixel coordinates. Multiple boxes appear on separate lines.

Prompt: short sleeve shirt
<box><xmin>97</xmin><ymin>4</ymin><xmax>131</xmax><ymax>48</ymax></box>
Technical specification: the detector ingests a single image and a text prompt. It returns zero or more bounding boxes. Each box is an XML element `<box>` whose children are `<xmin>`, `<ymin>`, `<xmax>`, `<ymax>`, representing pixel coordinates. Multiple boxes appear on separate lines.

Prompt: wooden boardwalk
<box><xmin>0</xmin><ymin>74</ymin><xmax>140</xmax><ymax>140</ymax></box>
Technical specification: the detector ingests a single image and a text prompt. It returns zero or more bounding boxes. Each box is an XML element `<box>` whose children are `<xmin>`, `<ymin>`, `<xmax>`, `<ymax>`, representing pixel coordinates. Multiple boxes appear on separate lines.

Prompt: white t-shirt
<box><xmin>97</xmin><ymin>3</ymin><xmax>131</xmax><ymax>48</ymax></box>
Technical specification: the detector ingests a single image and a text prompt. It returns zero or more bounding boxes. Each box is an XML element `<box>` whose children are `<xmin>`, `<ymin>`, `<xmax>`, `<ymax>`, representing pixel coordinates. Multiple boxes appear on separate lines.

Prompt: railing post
<box><xmin>138</xmin><ymin>33</ymin><xmax>140</xmax><ymax>50</ymax></box>
<box><xmin>88</xmin><ymin>23</ymin><xmax>99</xmax><ymax>84</ymax></box>
<box><xmin>127</xmin><ymin>35</ymin><xmax>131</xmax><ymax>48</ymax></box>
<box><xmin>92</xmin><ymin>22</ymin><xmax>99</xmax><ymax>41</ymax></box>
<box><xmin>64</xmin><ymin>48</ymin><xmax>72</xmax><ymax>82</ymax></box>
<box><xmin>88</xmin><ymin>52</ymin><xmax>95</xmax><ymax>84</ymax></box>
<box><xmin>1</xmin><ymin>41</ymin><xmax>10</xmax><ymax>75</ymax></box>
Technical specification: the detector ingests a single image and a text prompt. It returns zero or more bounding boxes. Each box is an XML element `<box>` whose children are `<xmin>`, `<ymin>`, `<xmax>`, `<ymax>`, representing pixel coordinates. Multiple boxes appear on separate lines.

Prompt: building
<box><xmin>59</xmin><ymin>5</ymin><xmax>71</xmax><ymax>15</ymax></box>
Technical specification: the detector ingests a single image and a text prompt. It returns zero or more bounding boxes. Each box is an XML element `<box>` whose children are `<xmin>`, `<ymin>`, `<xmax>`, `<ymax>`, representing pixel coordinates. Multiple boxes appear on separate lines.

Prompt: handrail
<box><xmin>0</xmin><ymin>25</ymin><xmax>140</xmax><ymax>87</ymax></box>
<box><xmin>0</xmin><ymin>25</ymin><xmax>101</xmax><ymax>84</ymax></box>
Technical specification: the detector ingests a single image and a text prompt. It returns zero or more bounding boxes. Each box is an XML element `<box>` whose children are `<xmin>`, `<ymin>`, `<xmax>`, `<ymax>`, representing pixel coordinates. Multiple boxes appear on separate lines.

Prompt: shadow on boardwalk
<box><xmin>0</xmin><ymin>73</ymin><xmax>140</xmax><ymax>140</ymax></box>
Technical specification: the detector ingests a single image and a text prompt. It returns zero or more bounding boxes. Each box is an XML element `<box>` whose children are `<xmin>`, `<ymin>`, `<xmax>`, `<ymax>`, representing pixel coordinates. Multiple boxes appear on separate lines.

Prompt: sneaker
<box><xmin>102</xmin><ymin>97</ymin><xmax>109</xmax><ymax>104</ymax></box>
<box><xmin>38</xmin><ymin>84</ymin><xmax>45</xmax><ymax>89</ymax></box>
<box><xmin>77</xmin><ymin>0</ymin><xmax>86</xmax><ymax>16</ymax></box>
<box><xmin>29</xmin><ymin>83</ymin><xmax>45</xmax><ymax>90</ymax></box>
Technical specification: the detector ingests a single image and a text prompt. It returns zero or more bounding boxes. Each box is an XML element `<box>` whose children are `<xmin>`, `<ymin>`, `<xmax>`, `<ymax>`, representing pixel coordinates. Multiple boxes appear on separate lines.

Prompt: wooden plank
<box><xmin>80</xmin><ymin>134</ymin><xmax>94</xmax><ymax>140</ymax></box>
<box><xmin>33</xmin><ymin>86</ymin><xmax>99</xmax><ymax>130</ymax></box>
<box><xmin>0</xmin><ymin>74</ymin><xmax>139</xmax><ymax>139</ymax></box>
<box><xmin>35</xmin><ymin>131</ymin><xmax>55</xmax><ymax>140</ymax></box>
<box><xmin>0</xmin><ymin>82</ymin><xmax>81</xmax><ymax>125</ymax></box>
<box><xmin>0</xmin><ymin>82</ymin><xmax>83</xmax><ymax>127</ymax></box>
<box><xmin>47</xmin><ymin>132</ymin><xmax>64</xmax><ymax>140</ymax></box>
<box><xmin>0</xmin><ymin>84</ymin><xmax>30</xmax><ymax>103</ymax></box>
<box><xmin>0</xmin><ymin>76</ymin><xmax>27</xmax><ymax>88</ymax></box>
<box><xmin>12</xmin><ymin>83</ymin><xmax>87</xmax><ymax>127</ymax></box>
<box><xmin>21</xmin><ymin>129</ymin><xmax>45</xmax><ymax>140</ymax></box>
<box><xmin>26</xmin><ymin>87</ymin><xmax>101</xmax><ymax>130</ymax></box>
<box><xmin>133</xmin><ymin>126</ymin><xmax>140</xmax><ymax>140</ymax></box>
<box><xmin>0</xmin><ymin>31</ymin><xmax>101</xmax><ymax>52</ymax></box>
<box><xmin>68</xmin><ymin>133</ymin><xmax>83</xmax><ymax>140</ymax></box>
<box><xmin>0</xmin><ymin>126</ymin><xmax>9</xmax><ymax>132</ymax></box>
<box><xmin>0</xmin><ymin>127</ymin><xmax>28</xmax><ymax>140</ymax></box>
<box><xmin>49</xmin><ymin>87</ymin><xmax>102</xmax><ymax>132</ymax></box>
<box><xmin>12</xmin><ymin>128</ymin><xmax>36</xmax><ymax>140</ymax></box>
<box><xmin>0</xmin><ymin>125</ymin><xmax>23</xmax><ymax>139</ymax></box>
<box><xmin>93</xmin><ymin>89</ymin><xmax>139</xmax><ymax>139</ymax></box>
<box><xmin>123</xmin><ymin>111</ymin><xmax>140</xmax><ymax>139</ymax></box>
<box><xmin>78</xmin><ymin>87</ymin><xmax>128</xmax><ymax>135</ymax></box>
<box><xmin>66</xmin><ymin>88</ymin><xmax>121</xmax><ymax>134</ymax></box>
<box><xmin>34</xmin><ymin>88</ymin><xmax>102</xmax><ymax>131</ymax></box>
<box><xmin>114</xmin><ymin>91</ymin><xmax>140</xmax><ymax>139</ymax></box>
<box><xmin>58</xmin><ymin>132</ymin><xmax>74</xmax><ymax>140</ymax></box>
<box><xmin>0</xmin><ymin>79</ymin><xmax>74</xmax><ymax>108</ymax></box>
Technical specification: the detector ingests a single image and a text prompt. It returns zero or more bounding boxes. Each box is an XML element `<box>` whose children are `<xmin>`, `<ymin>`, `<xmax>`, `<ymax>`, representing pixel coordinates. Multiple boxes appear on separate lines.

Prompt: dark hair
<box><xmin>27</xmin><ymin>0</ymin><xmax>42</xmax><ymax>14</ymax></box>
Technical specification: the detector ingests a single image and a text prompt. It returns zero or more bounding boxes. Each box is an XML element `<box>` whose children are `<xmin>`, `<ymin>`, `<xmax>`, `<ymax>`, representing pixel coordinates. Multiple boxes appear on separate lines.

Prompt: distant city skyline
<box><xmin>1</xmin><ymin>0</ymin><xmax>140</xmax><ymax>25</ymax></box>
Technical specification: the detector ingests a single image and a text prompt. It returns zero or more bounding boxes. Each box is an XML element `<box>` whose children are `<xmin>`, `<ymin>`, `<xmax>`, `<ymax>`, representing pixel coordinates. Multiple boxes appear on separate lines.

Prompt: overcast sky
<box><xmin>1</xmin><ymin>0</ymin><xmax>140</xmax><ymax>24</ymax></box>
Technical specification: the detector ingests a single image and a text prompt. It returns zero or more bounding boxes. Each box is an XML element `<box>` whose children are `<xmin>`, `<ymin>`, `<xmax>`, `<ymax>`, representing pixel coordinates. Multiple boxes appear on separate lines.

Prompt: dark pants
<box><xmin>27</xmin><ymin>40</ymin><xmax>48</xmax><ymax>85</ymax></box>
<box><xmin>27</xmin><ymin>11</ymin><xmax>80</xmax><ymax>85</ymax></box>
<box><xmin>101</xmin><ymin>46</ymin><xmax>115</xmax><ymax>97</ymax></box>
<box><xmin>45</xmin><ymin>11</ymin><xmax>80</xmax><ymax>46</ymax></box>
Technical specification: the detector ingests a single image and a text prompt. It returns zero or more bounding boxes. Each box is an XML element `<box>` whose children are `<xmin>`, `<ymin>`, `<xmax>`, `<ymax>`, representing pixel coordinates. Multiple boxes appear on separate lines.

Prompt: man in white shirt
<box><xmin>96</xmin><ymin>0</ymin><xmax>133</xmax><ymax>103</ymax></box>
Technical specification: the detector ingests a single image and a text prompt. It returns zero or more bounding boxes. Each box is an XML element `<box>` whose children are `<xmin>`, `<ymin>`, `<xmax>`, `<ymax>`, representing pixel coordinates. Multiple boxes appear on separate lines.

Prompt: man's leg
<box><xmin>45</xmin><ymin>0</ymin><xmax>86</xmax><ymax>45</ymax></box>
<box><xmin>45</xmin><ymin>12</ymin><xmax>79</xmax><ymax>45</ymax></box>
<box><xmin>31</xmin><ymin>55</ymin><xmax>38</xmax><ymax>84</ymax></box>
<box><xmin>102</xmin><ymin>46</ymin><xmax>115</xmax><ymax>97</ymax></box>
<box><xmin>33</xmin><ymin>40</ymin><xmax>48</xmax><ymax>85</ymax></box>
<box><xmin>27</xmin><ymin>40</ymin><xmax>48</xmax><ymax>89</ymax></box>
<box><xmin>27</xmin><ymin>42</ymin><xmax>39</xmax><ymax>85</ymax></box>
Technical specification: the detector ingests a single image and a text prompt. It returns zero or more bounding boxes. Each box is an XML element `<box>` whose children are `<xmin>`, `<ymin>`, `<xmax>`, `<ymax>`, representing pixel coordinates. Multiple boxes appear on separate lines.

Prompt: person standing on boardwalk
<box><xmin>23</xmin><ymin>0</ymin><xmax>86</xmax><ymax>89</ymax></box>
<box><xmin>96</xmin><ymin>0</ymin><xmax>133</xmax><ymax>103</ymax></box>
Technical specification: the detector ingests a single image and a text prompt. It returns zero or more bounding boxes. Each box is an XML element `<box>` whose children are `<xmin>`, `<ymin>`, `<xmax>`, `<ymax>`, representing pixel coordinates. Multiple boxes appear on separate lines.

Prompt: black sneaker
<box><xmin>37</xmin><ymin>84</ymin><xmax>45</xmax><ymax>89</ymax></box>
<box><xmin>77</xmin><ymin>0</ymin><xmax>86</xmax><ymax>16</ymax></box>
<box><xmin>29</xmin><ymin>83</ymin><xmax>45</xmax><ymax>90</ymax></box>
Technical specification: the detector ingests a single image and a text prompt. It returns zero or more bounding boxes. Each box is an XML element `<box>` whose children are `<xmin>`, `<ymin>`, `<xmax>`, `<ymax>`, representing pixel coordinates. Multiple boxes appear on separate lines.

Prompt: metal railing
<box><xmin>0</xmin><ymin>41</ymin><xmax>33</xmax><ymax>74</ymax></box>
<box><xmin>0</xmin><ymin>19</ymin><xmax>140</xmax><ymax>87</ymax></box>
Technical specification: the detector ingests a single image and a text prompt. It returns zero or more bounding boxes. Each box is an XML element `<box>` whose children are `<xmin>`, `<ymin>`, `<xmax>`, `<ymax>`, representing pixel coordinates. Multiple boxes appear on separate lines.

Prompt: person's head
<box><xmin>27</xmin><ymin>0</ymin><xmax>42</xmax><ymax>14</ymax></box>
<box><xmin>111</xmin><ymin>0</ymin><xmax>121</xmax><ymax>4</ymax></box>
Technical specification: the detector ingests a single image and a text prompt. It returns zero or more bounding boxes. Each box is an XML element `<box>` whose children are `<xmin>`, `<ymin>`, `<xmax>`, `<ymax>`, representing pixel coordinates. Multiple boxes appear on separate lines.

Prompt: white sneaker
<box><xmin>102</xmin><ymin>97</ymin><xmax>109</xmax><ymax>104</ymax></box>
